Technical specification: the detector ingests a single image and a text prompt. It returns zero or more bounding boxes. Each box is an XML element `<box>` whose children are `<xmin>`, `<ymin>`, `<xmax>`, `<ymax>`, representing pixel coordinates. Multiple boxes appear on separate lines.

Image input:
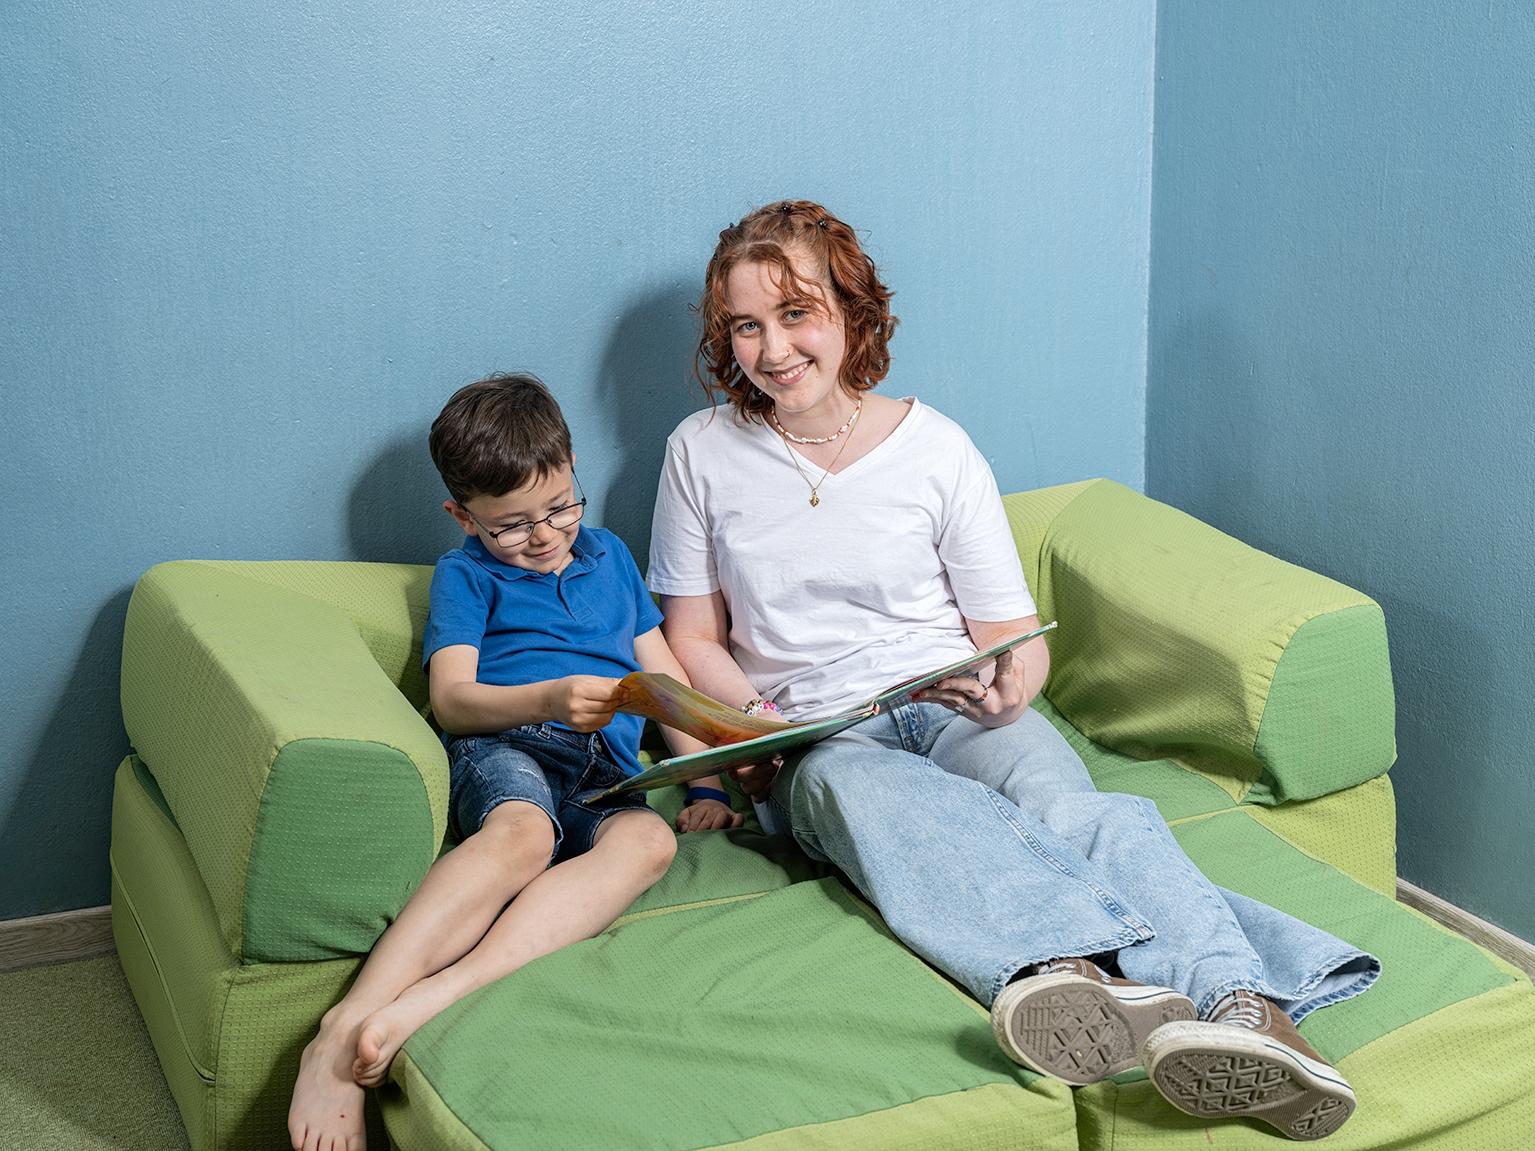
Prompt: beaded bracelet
<box><xmin>741</xmin><ymin>698</ymin><xmax>782</xmax><ymax>717</ymax></box>
<box><xmin>685</xmin><ymin>786</ymin><xmax>731</xmax><ymax>806</ymax></box>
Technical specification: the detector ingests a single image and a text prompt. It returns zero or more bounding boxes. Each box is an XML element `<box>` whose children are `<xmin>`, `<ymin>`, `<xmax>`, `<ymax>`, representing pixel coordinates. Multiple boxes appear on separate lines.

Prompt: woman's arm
<box><xmin>659</xmin><ymin>592</ymin><xmax>761</xmax><ymax>708</ymax></box>
<box><xmin>660</xmin><ymin>592</ymin><xmax>783</xmax><ymax>799</ymax></box>
<box><xmin>633</xmin><ymin>625</ymin><xmax>743</xmax><ymax>831</ymax></box>
<box><xmin>914</xmin><ymin>614</ymin><xmax>1050</xmax><ymax>728</ymax></box>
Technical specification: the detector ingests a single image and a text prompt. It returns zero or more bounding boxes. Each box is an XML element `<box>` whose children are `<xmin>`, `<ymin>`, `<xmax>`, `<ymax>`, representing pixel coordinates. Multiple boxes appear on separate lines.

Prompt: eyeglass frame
<box><xmin>461</xmin><ymin>471</ymin><xmax>588</xmax><ymax>547</ymax></box>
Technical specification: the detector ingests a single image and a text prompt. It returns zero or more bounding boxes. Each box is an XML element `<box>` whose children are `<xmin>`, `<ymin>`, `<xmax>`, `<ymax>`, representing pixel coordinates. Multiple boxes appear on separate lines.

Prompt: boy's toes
<box><xmin>353</xmin><ymin>1015</ymin><xmax>404</xmax><ymax>1086</ymax></box>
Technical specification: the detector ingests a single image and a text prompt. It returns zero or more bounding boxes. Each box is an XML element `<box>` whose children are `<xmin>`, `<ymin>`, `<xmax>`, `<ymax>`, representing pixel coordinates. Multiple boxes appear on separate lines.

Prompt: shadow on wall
<box><xmin>594</xmin><ymin>281</ymin><xmax>709</xmax><ymax>564</ymax></box>
<box><xmin>1146</xmin><ymin>307</ymin><xmax>1267</xmax><ymax>530</ymax></box>
<box><xmin>0</xmin><ymin>589</ymin><xmax>133</xmax><ymax>918</ymax></box>
<box><xmin>347</xmin><ymin>433</ymin><xmax>464</xmax><ymax>566</ymax></box>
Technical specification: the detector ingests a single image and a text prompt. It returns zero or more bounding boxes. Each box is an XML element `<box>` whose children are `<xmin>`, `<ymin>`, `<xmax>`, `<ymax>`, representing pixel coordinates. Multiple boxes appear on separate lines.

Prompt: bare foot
<box><xmin>352</xmin><ymin>984</ymin><xmax>451</xmax><ymax>1087</ymax></box>
<box><xmin>289</xmin><ymin>1022</ymin><xmax>367</xmax><ymax>1151</ymax></box>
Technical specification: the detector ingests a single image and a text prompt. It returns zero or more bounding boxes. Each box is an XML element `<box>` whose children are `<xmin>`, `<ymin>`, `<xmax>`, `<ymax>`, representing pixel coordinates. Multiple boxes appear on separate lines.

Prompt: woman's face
<box><xmin>725</xmin><ymin>250</ymin><xmax>849</xmax><ymax>420</ymax></box>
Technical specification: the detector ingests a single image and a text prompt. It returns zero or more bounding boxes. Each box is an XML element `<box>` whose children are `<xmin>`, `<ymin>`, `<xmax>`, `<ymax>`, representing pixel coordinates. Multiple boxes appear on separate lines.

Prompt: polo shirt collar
<box><xmin>462</xmin><ymin>526</ymin><xmax>606</xmax><ymax>581</ymax></box>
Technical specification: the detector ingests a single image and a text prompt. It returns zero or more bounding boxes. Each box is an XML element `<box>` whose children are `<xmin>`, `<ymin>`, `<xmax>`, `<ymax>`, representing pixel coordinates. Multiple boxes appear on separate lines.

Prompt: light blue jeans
<box><xmin>768</xmin><ymin>701</ymin><xmax>1379</xmax><ymax>1021</ymax></box>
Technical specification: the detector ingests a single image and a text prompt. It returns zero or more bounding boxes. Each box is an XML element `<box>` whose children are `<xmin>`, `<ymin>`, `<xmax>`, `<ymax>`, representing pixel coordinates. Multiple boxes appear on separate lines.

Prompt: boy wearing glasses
<box><xmin>288</xmin><ymin>373</ymin><xmax>737</xmax><ymax>1151</ymax></box>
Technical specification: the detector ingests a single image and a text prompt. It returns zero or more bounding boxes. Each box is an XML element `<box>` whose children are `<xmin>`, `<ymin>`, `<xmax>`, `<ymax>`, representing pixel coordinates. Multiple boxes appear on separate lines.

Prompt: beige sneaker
<box><xmin>1143</xmin><ymin>990</ymin><xmax>1356</xmax><ymax>1141</ymax></box>
<box><xmin>990</xmin><ymin>958</ymin><xmax>1196</xmax><ymax>1085</ymax></box>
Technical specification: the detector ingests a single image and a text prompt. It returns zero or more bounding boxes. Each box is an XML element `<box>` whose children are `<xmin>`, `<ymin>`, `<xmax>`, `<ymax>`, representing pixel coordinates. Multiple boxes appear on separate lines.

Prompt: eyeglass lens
<box><xmin>497</xmin><ymin>501</ymin><xmax>584</xmax><ymax>544</ymax></box>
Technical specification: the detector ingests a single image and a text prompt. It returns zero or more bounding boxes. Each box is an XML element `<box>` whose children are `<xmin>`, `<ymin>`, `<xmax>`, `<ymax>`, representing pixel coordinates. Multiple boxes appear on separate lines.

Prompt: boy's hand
<box><xmin>547</xmin><ymin>675</ymin><xmax>622</xmax><ymax>731</ymax></box>
<box><xmin>675</xmin><ymin>798</ymin><xmax>744</xmax><ymax>833</ymax></box>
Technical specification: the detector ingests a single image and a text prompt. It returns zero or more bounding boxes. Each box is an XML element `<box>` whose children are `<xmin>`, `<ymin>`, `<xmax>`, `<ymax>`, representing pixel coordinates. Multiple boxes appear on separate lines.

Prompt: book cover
<box><xmin>595</xmin><ymin>621</ymin><xmax>1057</xmax><ymax>799</ymax></box>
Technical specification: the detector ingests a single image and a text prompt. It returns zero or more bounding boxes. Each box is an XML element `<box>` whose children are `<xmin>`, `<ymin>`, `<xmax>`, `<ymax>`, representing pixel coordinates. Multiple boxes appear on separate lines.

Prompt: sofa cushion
<box><xmin>110</xmin><ymin>757</ymin><xmax>385</xmax><ymax>1151</ymax></box>
<box><xmin>1035</xmin><ymin>696</ymin><xmax>1398</xmax><ymax>894</ymax></box>
<box><xmin>1072</xmin><ymin>810</ymin><xmax>1533</xmax><ymax>1147</ymax></box>
<box><xmin>122</xmin><ymin>562</ymin><xmax>446</xmax><ymax>962</ymax></box>
<box><xmin>381</xmin><ymin>878</ymin><xmax>1079</xmax><ymax>1150</ymax></box>
<box><xmin>1025</xmin><ymin>480</ymin><xmax>1396</xmax><ymax>803</ymax></box>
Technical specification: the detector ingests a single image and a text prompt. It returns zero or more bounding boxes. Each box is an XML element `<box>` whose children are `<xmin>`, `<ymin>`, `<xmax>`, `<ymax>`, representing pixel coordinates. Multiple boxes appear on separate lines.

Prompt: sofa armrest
<box><xmin>1006</xmin><ymin>480</ymin><xmax>1396</xmax><ymax>804</ymax></box>
<box><xmin>121</xmin><ymin>561</ymin><xmax>448</xmax><ymax>963</ymax></box>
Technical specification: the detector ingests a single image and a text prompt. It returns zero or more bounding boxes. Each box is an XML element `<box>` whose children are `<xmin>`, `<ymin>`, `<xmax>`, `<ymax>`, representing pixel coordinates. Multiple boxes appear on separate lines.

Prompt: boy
<box><xmin>289</xmin><ymin>373</ymin><xmax>738</xmax><ymax>1151</ymax></box>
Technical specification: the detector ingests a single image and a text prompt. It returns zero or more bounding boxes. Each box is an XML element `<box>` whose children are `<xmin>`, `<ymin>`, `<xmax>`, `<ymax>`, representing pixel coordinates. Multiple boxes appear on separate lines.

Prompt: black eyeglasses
<box><xmin>465</xmin><ymin>473</ymin><xmax>587</xmax><ymax>547</ymax></box>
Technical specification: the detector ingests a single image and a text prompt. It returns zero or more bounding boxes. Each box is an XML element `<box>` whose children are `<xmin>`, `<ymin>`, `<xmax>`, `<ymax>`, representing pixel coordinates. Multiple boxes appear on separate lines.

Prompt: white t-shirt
<box><xmin>647</xmin><ymin>398</ymin><xmax>1035</xmax><ymax>719</ymax></box>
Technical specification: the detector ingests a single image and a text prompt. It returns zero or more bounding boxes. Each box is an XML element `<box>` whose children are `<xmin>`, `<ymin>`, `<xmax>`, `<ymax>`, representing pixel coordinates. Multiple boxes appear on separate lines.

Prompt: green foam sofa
<box><xmin>111</xmin><ymin>479</ymin><xmax>1535</xmax><ymax>1149</ymax></box>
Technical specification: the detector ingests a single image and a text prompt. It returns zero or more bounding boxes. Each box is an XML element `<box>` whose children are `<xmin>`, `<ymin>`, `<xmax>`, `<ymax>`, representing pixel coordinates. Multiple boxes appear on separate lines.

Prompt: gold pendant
<box><xmin>809</xmin><ymin>491</ymin><xmax>820</xmax><ymax>507</ymax></box>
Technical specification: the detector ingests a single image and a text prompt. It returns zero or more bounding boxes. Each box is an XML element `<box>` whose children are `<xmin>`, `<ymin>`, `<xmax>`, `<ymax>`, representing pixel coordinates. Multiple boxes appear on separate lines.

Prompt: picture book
<box><xmin>594</xmin><ymin>621</ymin><xmax>1057</xmax><ymax>798</ymax></box>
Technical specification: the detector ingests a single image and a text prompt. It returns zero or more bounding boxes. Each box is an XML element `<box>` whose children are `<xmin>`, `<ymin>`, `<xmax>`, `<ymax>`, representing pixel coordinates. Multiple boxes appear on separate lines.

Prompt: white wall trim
<box><xmin>0</xmin><ymin>905</ymin><xmax>114</xmax><ymax>973</ymax></box>
<box><xmin>1397</xmin><ymin>879</ymin><xmax>1535</xmax><ymax>979</ymax></box>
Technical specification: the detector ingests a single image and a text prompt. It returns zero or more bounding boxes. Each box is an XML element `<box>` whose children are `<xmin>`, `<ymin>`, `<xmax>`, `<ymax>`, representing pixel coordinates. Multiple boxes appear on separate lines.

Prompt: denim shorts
<box><xmin>446</xmin><ymin>724</ymin><xmax>654</xmax><ymax>864</ymax></box>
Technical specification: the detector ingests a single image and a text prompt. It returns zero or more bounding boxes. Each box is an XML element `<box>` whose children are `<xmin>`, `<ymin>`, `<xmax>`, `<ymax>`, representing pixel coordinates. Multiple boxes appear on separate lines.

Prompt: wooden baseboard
<box><xmin>0</xmin><ymin>905</ymin><xmax>115</xmax><ymax>973</ymax></box>
<box><xmin>1397</xmin><ymin>879</ymin><xmax>1535</xmax><ymax>979</ymax></box>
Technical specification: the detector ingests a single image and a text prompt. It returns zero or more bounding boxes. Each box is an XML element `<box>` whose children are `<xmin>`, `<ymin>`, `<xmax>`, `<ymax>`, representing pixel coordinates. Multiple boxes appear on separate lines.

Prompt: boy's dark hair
<box><xmin>429</xmin><ymin>373</ymin><xmax>572</xmax><ymax>503</ymax></box>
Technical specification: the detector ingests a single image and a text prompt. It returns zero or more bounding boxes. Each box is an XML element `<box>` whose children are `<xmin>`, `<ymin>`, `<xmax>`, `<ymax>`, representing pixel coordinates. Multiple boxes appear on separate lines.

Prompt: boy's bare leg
<box><xmin>352</xmin><ymin>809</ymin><xmax>676</xmax><ymax>1086</ymax></box>
<box><xmin>288</xmin><ymin>802</ymin><xmax>555</xmax><ymax>1151</ymax></box>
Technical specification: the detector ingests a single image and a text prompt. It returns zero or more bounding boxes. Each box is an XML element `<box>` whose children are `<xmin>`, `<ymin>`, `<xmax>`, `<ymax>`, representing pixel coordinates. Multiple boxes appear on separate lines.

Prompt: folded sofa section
<box><xmin>121</xmin><ymin>561</ymin><xmax>447</xmax><ymax>963</ymax></box>
<box><xmin>1026</xmin><ymin>480</ymin><xmax>1395</xmax><ymax>803</ymax></box>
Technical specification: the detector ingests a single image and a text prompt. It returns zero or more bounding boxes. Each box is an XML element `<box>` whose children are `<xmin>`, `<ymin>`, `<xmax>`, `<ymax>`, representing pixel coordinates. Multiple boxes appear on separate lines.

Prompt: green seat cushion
<box><xmin>1073</xmin><ymin>810</ymin><xmax>1533</xmax><ymax>1147</ymax></box>
<box><xmin>381</xmin><ymin>878</ymin><xmax>1079</xmax><ymax>1150</ymax></box>
<box><xmin>1035</xmin><ymin>696</ymin><xmax>1236</xmax><ymax>824</ymax></box>
<box><xmin>110</xmin><ymin>757</ymin><xmax>384</xmax><ymax>1151</ymax></box>
<box><xmin>1036</xmin><ymin>696</ymin><xmax>1396</xmax><ymax>893</ymax></box>
<box><xmin>619</xmin><ymin>825</ymin><xmax>832</xmax><ymax>923</ymax></box>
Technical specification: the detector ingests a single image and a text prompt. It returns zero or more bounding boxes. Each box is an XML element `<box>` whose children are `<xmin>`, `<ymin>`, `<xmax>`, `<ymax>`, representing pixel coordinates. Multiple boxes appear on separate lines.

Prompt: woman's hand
<box><xmin>730</xmin><ymin>755</ymin><xmax>785</xmax><ymax>801</ymax></box>
<box><xmin>675</xmin><ymin>798</ymin><xmax>745</xmax><ymax>833</ymax></box>
<box><xmin>915</xmin><ymin>648</ymin><xmax>1029</xmax><ymax>728</ymax></box>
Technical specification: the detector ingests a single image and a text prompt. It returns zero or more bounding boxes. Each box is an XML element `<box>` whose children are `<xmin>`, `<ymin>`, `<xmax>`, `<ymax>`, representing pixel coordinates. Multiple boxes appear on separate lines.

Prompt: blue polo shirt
<box><xmin>422</xmin><ymin>526</ymin><xmax>663</xmax><ymax>776</ymax></box>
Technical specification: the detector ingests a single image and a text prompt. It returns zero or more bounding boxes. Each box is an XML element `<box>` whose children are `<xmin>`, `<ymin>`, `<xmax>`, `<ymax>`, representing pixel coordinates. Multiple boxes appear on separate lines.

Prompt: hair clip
<box><xmin>816</xmin><ymin>217</ymin><xmax>828</xmax><ymax>229</ymax></box>
<box><xmin>778</xmin><ymin>202</ymin><xmax>793</xmax><ymax>215</ymax></box>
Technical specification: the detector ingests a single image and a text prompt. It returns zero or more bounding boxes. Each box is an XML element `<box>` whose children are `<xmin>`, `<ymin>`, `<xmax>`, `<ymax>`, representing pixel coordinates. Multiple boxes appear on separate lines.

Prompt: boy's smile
<box><xmin>447</xmin><ymin>460</ymin><xmax>584</xmax><ymax>576</ymax></box>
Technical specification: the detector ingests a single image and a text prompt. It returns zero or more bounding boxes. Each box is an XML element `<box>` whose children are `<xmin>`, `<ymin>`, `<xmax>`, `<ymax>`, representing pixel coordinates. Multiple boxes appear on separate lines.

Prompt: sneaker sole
<box><xmin>1144</xmin><ymin>1022</ymin><xmax>1356</xmax><ymax>1141</ymax></box>
<box><xmin>991</xmin><ymin>973</ymin><xmax>1196</xmax><ymax>1085</ymax></box>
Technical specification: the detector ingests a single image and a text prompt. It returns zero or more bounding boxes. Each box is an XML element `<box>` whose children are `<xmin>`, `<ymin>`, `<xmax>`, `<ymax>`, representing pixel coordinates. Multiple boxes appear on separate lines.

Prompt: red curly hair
<box><xmin>695</xmin><ymin>200</ymin><xmax>898</xmax><ymax>420</ymax></box>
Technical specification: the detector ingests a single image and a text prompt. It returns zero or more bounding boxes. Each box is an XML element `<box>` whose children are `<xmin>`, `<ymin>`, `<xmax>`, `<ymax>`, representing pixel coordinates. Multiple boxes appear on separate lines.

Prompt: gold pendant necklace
<box><xmin>779</xmin><ymin>402</ymin><xmax>860</xmax><ymax>507</ymax></box>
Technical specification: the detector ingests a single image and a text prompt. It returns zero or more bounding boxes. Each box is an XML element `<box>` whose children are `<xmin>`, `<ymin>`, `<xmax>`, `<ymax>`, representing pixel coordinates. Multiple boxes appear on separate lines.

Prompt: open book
<box><xmin>594</xmin><ymin>621</ymin><xmax>1057</xmax><ymax>799</ymax></box>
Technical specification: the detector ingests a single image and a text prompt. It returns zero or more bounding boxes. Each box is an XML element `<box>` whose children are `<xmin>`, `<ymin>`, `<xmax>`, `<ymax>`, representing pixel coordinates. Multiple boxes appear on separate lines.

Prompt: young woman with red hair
<box><xmin>646</xmin><ymin>200</ymin><xmax>1375</xmax><ymax>1142</ymax></box>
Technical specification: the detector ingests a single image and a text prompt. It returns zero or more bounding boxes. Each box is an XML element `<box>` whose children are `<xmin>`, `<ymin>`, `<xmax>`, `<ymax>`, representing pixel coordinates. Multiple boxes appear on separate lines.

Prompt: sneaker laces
<box><xmin>1209</xmin><ymin>990</ymin><xmax>1268</xmax><ymax>1029</ymax></box>
<box><xmin>1033</xmin><ymin>958</ymin><xmax>1110</xmax><ymax>983</ymax></box>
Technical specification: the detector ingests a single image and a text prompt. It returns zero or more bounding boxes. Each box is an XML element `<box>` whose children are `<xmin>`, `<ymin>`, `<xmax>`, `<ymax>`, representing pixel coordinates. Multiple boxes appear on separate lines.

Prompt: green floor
<box><xmin>0</xmin><ymin>954</ymin><xmax>190</xmax><ymax>1151</ymax></box>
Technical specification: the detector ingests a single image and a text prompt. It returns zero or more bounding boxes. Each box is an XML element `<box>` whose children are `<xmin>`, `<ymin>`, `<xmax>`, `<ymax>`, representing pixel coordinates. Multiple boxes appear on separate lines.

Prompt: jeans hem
<box><xmin>987</xmin><ymin>925</ymin><xmax>1151</xmax><ymax>1007</ymax></box>
<box><xmin>1194</xmin><ymin>951</ymin><xmax>1381</xmax><ymax>1024</ymax></box>
<box><xmin>1284</xmin><ymin>952</ymin><xmax>1382</xmax><ymax>1024</ymax></box>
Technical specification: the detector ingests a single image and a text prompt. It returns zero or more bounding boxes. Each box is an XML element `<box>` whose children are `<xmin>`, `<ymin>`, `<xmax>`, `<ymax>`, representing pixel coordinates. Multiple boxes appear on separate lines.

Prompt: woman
<box><xmin>645</xmin><ymin>200</ymin><xmax>1375</xmax><ymax>1142</ymax></box>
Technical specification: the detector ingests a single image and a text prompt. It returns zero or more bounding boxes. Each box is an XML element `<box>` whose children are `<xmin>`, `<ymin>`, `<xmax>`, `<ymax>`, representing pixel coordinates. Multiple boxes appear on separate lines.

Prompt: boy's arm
<box><xmin>428</xmin><ymin>645</ymin><xmax>621</xmax><ymax>736</ymax></box>
<box><xmin>633</xmin><ymin>627</ymin><xmax>744</xmax><ymax>833</ymax></box>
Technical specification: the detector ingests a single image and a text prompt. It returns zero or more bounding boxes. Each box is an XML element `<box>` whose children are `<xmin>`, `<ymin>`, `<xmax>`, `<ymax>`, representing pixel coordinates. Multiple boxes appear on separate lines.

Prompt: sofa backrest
<box><xmin>1003</xmin><ymin>479</ymin><xmax>1396</xmax><ymax>804</ymax></box>
<box><xmin>121</xmin><ymin>561</ymin><xmax>446</xmax><ymax>963</ymax></box>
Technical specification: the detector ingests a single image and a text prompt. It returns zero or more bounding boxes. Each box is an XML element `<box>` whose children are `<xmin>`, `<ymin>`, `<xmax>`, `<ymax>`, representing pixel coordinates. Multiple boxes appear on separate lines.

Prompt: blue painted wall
<box><xmin>0</xmin><ymin>2</ymin><xmax>1155</xmax><ymax>918</ymax></box>
<box><xmin>1149</xmin><ymin>3</ymin><xmax>1535</xmax><ymax>939</ymax></box>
